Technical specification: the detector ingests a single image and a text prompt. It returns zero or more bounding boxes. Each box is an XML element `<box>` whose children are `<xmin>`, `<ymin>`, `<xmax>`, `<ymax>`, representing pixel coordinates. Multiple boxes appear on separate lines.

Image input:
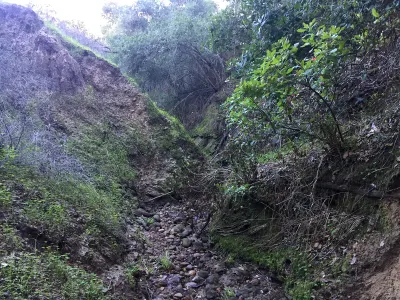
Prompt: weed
<box><xmin>146</xmin><ymin>217</ymin><xmax>155</xmax><ymax>225</ymax></box>
<box><xmin>222</xmin><ymin>287</ymin><xmax>235</xmax><ymax>299</ymax></box>
<box><xmin>159</xmin><ymin>251</ymin><xmax>173</xmax><ymax>270</ymax></box>
<box><xmin>124</xmin><ymin>263</ymin><xmax>142</xmax><ymax>287</ymax></box>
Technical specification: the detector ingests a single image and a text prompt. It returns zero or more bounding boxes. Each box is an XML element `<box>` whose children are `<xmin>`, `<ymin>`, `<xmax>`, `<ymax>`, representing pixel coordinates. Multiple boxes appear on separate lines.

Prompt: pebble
<box><xmin>197</xmin><ymin>270</ymin><xmax>209</xmax><ymax>278</ymax></box>
<box><xmin>185</xmin><ymin>282</ymin><xmax>199</xmax><ymax>288</ymax></box>
<box><xmin>173</xmin><ymin>216</ymin><xmax>184</xmax><ymax>223</ymax></box>
<box><xmin>192</xmin><ymin>275</ymin><xmax>204</xmax><ymax>284</ymax></box>
<box><xmin>173</xmin><ymin>292</ymin><xmax>183</xmax><ymax>298</ymax></box>
<box><xmin>206</xmin><ymin>274</ymin><xmax>219</xmax><ymax>284</ymax></box>
<box><xmin>180</xmin><ymin>229</ymin><xmax>192</xmax><ymax>238</ymax></box>
<box><xmin>172</xmin><ymin>224</ymin><xmax>185</xmax><ymax>233</ymax></box>
<box><xmin>182</xmin><ymin>238</ymin><xmax>192</xmax><ymax>248</ymax></box>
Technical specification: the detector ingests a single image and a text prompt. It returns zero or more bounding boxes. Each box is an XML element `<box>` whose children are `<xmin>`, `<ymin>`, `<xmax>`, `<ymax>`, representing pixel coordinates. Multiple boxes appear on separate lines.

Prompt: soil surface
<box><xmin>103</xmin><ymin>200</ymin><xmax>288</xmax><ymax>299</ymax></box>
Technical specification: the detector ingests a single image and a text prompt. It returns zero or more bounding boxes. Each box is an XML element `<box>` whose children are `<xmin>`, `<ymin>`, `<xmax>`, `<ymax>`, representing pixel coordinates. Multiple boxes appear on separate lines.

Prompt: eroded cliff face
<box><xmin>0</xmin><ymin>2</ymin><xmax>202</xmax><ymax>281</ymax></box>
<box><xmin>0</xmin><ymin>3</ymin><xmax>201</xmax><ymax>199</ymax></box>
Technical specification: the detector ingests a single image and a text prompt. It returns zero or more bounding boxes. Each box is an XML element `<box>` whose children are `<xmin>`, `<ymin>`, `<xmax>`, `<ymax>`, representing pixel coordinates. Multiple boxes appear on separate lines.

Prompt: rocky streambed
<box><xmin>103</xmin><ymin>200</ymin><xmax>287</xmax><ymax>299</ymax></box>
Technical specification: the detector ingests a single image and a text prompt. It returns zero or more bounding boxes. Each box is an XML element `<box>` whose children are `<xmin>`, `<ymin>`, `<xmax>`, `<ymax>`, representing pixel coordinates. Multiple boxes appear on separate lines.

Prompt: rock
<box><xmin>185</xmin><ymin>282</ymin><xmax>199</xmax><ymax>288</ymax></box>
<box><xmin>135</xmin><ymin>208</ymin><xmax>154</xmax><ymax>217</ymax></box>
<box><xmin>197</xmin><ymin>270</ymin><xmax>209</xmax><ymax>279</ymax></box>
<box><xmin>154</xmin><ymin>214</ymin><xmax>161</xmax><ymax>222</ymax></box>
<box><xmin>206</xmin><ymin>274</ymin><xmax>219</xmax><ymax>284</ymax></box>
<box><xmin>233</xmin><ymin>267</ymin><xmax>250</xmax><ymax>278</ymax></box>
<box><xmin>173</xmin><ymin>216</ymin><xmax>184</xmax><ymax>223</ymax></box>
<box><xmin>166</xmin><ymin>274</ymin><xmax>182</xmax><ymax>288</ymax></box>
<box><xmin>201</xmin><ymin>235</ymin><xmax>208</xmax><ymax>243</ymax></box>
<box><xmin>236</xmin><ymin>288</ymin><xmax>251</xmax><ymax>297</ymax></box>
<box><xmin>173</xmin><ymin>284</ymin><xmax>184</xmax><ymax>293</ymax></box>
<box><xmin>205</xmin><ymin>285</ymin><xmax>218</xmax><ymax>299</ymax></box>
<box><xmin>173</xmin><ymin>292</ymin><xmax>183</xmax><ymax>298</ymax></box>
<box><xmin>182</xmin><ymin>238</ymin><xmax>192</xmax><ymax>248</ymax></box>
<box><xmin>188</xmin><ymin>270</ymin><xmax>196</xmax><ymax>276</ymax></box>
<box><xmin>250</xmin><ymin>278</ymin><xmax>260</xmax><ymax>285</ymax></box>
<box><xmin>214</xmin><ymin>264</ymin><xmax>226</xmax><ymax>274</ymax></box>
<box><xmin>192</xmin><ymin>275</ymin><xmax>204</xmax><ymax>284</ymax></box>
<box><xmin>157</xmin><ymin>279</ymin><xmax>168</xmax><ymax>287</ymax></box>
<box><xmin>180</xmin><ymin>228</ymin><xmax>193</xmax><ymax>238</ymax></box>
<box><xmin>137</xmin><ymin>217</ymin><xmax>147</xmax><ymax>227</ymax></box>
<box><xmin>172</xmin><ymin>224</ymin><xmax>185</xmax><ymax>234</ymax></box>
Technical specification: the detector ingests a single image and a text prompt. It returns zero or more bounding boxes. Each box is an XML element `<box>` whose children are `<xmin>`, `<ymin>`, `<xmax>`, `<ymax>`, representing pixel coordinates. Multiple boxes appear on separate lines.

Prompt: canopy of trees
<box><xmin>104</xmin><ymin>0</ymin><xmax>226</xmax><ymax>127</ymax></box>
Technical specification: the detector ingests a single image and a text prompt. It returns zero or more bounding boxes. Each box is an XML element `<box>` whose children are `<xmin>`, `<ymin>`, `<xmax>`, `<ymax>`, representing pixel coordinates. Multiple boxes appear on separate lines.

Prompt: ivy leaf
<box><xmin>371</xmin><ymin>8</ymin><xmax>380</xmax><ymax>18</ymax></box>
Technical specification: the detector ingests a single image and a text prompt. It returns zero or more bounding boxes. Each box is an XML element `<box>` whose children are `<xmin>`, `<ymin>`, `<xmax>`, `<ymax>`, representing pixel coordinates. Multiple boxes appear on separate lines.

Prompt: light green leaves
<box><xmin>224</xmin><ymin>20</ymin><xmax>351</xmax><ymax>146</ymax></box>
<box><xmin>371</xmin><ymin>8</ymin><xmax>380</xmax><ymax>18</ymax></box>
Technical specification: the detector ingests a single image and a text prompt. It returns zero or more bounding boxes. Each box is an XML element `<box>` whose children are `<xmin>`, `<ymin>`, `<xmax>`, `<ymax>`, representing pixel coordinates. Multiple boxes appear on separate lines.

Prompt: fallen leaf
<box><xmin>350</xmin><ymin>255</ymin><xmax>357</xmax><ymax>265</ymax></box>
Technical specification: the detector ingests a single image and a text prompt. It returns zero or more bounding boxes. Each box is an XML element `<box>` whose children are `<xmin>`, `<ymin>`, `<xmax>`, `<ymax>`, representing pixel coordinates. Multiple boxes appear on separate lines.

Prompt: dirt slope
<box><xmin>0</xmin><ymin>3</ymin><xmax>199</xmax><ymax>198</ymax></box>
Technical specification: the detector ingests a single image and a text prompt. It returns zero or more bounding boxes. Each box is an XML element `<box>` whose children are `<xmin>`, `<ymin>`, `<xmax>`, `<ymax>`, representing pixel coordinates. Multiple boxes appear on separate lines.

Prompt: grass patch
<box><xmin>44</xmin><ymin>22</ymin><xmax>117</xmax><ymax>67</ymax></box>
<box><xmin>0</xmin><ymin>250</ymin><xmax>107</xmax><ymax>299</ymax></box>
<box><xmin>159</xmin><ymin>251</ymin><xmax>173</xmax><ymax>271</ymax></box>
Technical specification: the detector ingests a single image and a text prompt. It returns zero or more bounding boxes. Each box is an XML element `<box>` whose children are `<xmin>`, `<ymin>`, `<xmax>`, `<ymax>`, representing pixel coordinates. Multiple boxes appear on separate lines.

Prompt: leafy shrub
<box><xmin>224</xmin><ymin>12</ymin><xmax>398</xmax><ymax>151</ymax></box>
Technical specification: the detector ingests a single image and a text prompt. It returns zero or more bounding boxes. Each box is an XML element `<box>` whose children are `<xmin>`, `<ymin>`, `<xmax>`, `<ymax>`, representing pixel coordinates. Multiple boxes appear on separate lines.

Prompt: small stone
<box><xmin>206</xmin><ymin>274</ymin><xmax>219</xmax><ymax>284</ymax></box>
<box><xmin>154</xmin><ymin>214</ymin><xmax>161</xmax><ymax>222</ymax></box>
<box><xmin>173</xmin><ymin>216</ymin><xmax>184</xmax><ymax>223</ymax></box>
<box><xmin>214</xmin><ymin>264</ymin><xmax>226</xmax><ymax>274</ymax></box>
<box><xmin>180</xmin><ymin>229</ymin><xmax>193</xmax><ymax>238</ymax></box>
<box><xmin>188</xmin><ymin>270</ymin><xmax>196</xmax><ymax>276</ymax></box>
<box><xmin>192</xmin><ymin>275</ymin><xmax>204</xmax><ymax>284</ymax></box>
<box><xmin>185</xmin><ymin>282</ymin><xmax>199</xmax><ymax>288</ymax></box>
<box><xmin>173</xmin><ymin>292</ymin><xmax>183</xmax><ymax>298</ymax></box>
<box><xmin>182</xmin><ymin>238</ymin><xmax>192</xmax><ymax>248</ymax></box>
<box><xmin>135</xmin><ymin>208</ymin><xmax>154</xmax><ymax>217</ymax></box>
<box><xmin>197</xmin><ymin>270</ymin><xmax>209</xmax><ymax>279</ymax></box>
<box><xmin>172</xmin><ymin>224</ymin><xmax>185</xmax><ymax>234</ymax></box>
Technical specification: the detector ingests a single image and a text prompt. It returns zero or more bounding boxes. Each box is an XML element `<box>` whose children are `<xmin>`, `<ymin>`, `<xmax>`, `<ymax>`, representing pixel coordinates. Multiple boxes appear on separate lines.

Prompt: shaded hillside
<box><xmin>0</xmin><ymin>4</ymin><xmax>203</xmax><ymax>298</ymax></box>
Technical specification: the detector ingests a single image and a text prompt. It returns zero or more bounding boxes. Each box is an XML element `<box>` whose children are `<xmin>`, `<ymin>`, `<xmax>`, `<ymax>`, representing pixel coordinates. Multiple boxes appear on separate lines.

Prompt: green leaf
<box><xmin>297</xmin><ymin>28</ymin><xmax>306</xmax><ymax>33</ymax></box>
<box><xmin>372</xmin><ymin>8</ymin><xmax>380</xmax><ymax>18</ymax></box>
